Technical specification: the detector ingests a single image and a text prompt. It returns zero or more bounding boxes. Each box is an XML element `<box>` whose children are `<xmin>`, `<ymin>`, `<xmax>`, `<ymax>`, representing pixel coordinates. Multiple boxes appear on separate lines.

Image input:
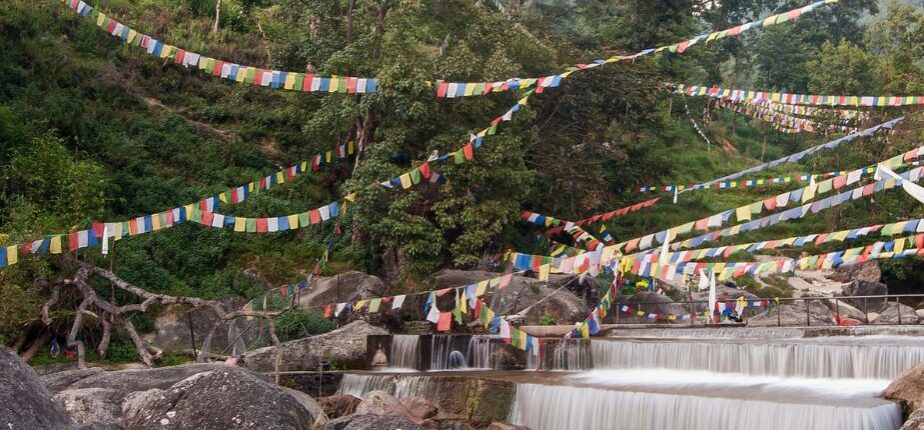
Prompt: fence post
<box><xmin>615</xmin><ymin>304</ymin><xmax>620</xmax><ymax>325</ymax></box>
<box><xmin>834</xmin><ymin>298</ymin><xmax>840</xmax><ymax>325</ymax></box>
<box><xmin>777</xmin><ymin>301</ymin><xmax>781</xmax><ymax>327</ymax></box>
<box><xmin>805</xmin><ymin>298</ymin><xmax>811</xmax><ymax>327</ymax></box>
<box><xmin>863</xmin><ymin>298</ymin><xmax>868</xmax><ymax>325</ymax></box>
<box><xmin>897</xmin><ymin>297</ymin><xmax>903</xmax><ymax>325</ymax></box>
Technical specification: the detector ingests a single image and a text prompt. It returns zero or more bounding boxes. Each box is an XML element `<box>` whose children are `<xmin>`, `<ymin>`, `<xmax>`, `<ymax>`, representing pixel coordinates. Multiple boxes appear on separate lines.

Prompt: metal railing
<box><xmin>610</xmin><ymin>293</ymin><xmax>924</xmax><ymax>327</ymax></box>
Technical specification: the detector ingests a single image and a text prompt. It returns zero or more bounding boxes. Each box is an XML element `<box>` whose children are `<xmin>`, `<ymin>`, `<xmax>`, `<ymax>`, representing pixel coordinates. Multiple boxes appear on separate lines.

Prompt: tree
<box><xmin>806</xmin><ymin>40</ymin><xmax>876</xmax><ymax>94</ymax></box>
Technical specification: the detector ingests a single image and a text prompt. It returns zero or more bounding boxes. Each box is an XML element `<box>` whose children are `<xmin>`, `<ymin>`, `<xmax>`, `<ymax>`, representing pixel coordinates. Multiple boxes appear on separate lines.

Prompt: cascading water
<box><xmin>590</xmin><ymin>337</ymin><xmax>924</xmax><ymax>379</ymax></box>
<box><xmin>388</xmin><ymin>335</ymin><xmax>420</xmax><ymax>370</ymax></box>
<box><xmin>509</xmin><ymin>378</ymin><xmax>902</xmax><ymax>430</ymax></box>
<box><xmin>467</xmin><ymin>335</ymin><xmax>498</xmax><ymax>369</ymax></box>
<box><xmin>430</xmin><ymin>335</ymin><xmax>471</xmax><ymax>370</ymax></box>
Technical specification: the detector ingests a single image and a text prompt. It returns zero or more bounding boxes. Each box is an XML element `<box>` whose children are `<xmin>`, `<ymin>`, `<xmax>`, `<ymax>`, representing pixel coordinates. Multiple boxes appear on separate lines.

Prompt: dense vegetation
<box><xmin>1</xmin><ymin>0</ymin><xmax>923</xmax><ymax>353</ymax></box>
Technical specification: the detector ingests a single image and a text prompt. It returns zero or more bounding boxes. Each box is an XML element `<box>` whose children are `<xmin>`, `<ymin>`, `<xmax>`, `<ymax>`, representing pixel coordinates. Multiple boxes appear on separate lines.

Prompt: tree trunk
<box><xmin>345</xmin><ymin>0</ymin><xmax>355</xmax><ymax>45</ymax></box>
<box><xmin>268</xmin><ymin>316</ymin><xmax>282</xmax><ymax>384</ymax></box>
<box><xmin>97</xmin><ymin>314</ymin><xmax>111</xmax><ymax>359</ymax></box>
<box><xmin>212</xmin><ymin>0</ymin><xmax>222</xmax><ymax>33</ymax></box>
<box><xmin>19</xmin><ymin>332</ymin><xmax>51</xmax><ymax>363</ymax></box>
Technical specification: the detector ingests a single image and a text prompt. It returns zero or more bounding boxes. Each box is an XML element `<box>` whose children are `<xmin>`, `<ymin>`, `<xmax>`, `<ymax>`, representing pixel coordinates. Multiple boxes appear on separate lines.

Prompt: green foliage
<box><xmin>538</xmin><ymin>312</ymin><xmax>557</xmax><ymax>326</ymax></box>
<box><xmin>0</xmin><ymin>0</ymin><xmax>923</xmax><ymax>356</ymax></box>
<box><xmin>273</xmin><ymin>309</ymin><xmax>336</xmax><ymax>342</ymax></box>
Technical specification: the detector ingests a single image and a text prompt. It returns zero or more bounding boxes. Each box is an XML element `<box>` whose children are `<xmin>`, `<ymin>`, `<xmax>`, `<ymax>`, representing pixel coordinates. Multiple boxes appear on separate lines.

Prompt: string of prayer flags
<box><xmin>430</xmin><ymin>1</ymin><xmax>835</xmax><ymax>98</ymax></box>
<box><xmin>681</xmin><ymin>117</ymin><xmax>904</xmax><ymax>194</ymax></box>
<box><xmin>714</xmin><ymin>99</ymin><xmax>857</xmax><ymax>134</ymax></box>
<box><xmin>61</xmin><ymin>0</ymin><xmax>377</xmax><ymax>94</ymax></box>
<box><xmin>434</xmin><ymin>76</ymin><xmax>563</xmax><ymax>98</ymax></box>
<box><xmin>61</xmin><ymin>0</ymin><xmax>833</xmax><ymax>100</ymax></box>
<box><xmin>676</xmin><ymin>83</ymin><xmax>924</xmax><ymax>107</ymax></box>
<box><xmin>638</xmin><ymin>234</ymin><xmax>924</xmax><ymax>282</ymax></box>
<box><xmin>519</xmin><ymin>211</ymin><xmax>604</xmax><ymax>250</ymax></box>
<box><xmin>726</xmin><ymin>98</ymin><xmax>868</xmax><ymax>120</ymax></box>
<box><xmin>571</xmin><ymin>198</ymin><xmax>661</xmax><ymax>226</ymax></box>
<box><xmin>628</xmin><ymin>216</ymin><xmax>924</xmax><ymax>268</ymax></box>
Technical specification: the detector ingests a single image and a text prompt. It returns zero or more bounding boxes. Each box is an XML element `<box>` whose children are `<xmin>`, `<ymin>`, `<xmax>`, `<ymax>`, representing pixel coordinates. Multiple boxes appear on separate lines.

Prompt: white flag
<box><xmin>877</xmin><ymin>164</ymin><xmax>924</xmax><ymax>204</ymax></box>
<box><xmin>392</xmin><ymin>295</ymin><xmax>406</xmax><ymax>310</ymax></box>
<box><xmin>426</xmin><ymin>303</ymin><xmax>441</xmax><ymax>323</ymax></box>
<box><xmin>101</xmin><ymin>224</ymin><xmax>110</xmax><ymax>255</ymax></box>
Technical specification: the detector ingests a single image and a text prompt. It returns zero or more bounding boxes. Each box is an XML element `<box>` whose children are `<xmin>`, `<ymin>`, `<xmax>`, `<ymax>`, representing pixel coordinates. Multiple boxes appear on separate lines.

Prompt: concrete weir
<box><xmin>344</xmin><ymin>328</ymin><xmax>913</xmax><ymax>430</ymax></box>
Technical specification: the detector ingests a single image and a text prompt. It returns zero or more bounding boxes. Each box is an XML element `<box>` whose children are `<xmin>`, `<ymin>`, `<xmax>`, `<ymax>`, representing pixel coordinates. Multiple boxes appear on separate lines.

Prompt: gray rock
<box><xmin>320</xmin><ymin>414</ymin><xmax>425</xmax><ymax>430</ymax></box>
<box><xmin>42</xmin><ymin>368</ymin><xmax>105</xmax><ymax>394</ymax></box>
<box><xmin>145</xmin><ymin>298</ymin><xmax>256</xmax><ymax>352</ymax></box>
<box><xmin>749</xmin><ymin>299</ymin><xmax>836</xmax><ymax>327</ymax></box>
<box><xmin>47</xmin><ymin>363</ymin><xmax>224</xmax><ymax>393</ymax></box>
<box><xmin>872</xmin><ymin>303</ymin><xmax>920</xmax><ymax>325</ymax></box>
<box><xmin>298</xmin><ymin>271</ymin><xmax>388</xmax><ymax>309</ymax></box>
<box><xmin>826</xmin><ymin>299</ymin><xmax>869</xmax><ymax>323</ymax></box>
<box><xmin>0</xmin><ymin>346</ymin><xmax>75</xmax><ymax>430</ymax></box>
<box><xmin>902</xmin><ymin>407</ymin><xmax>924</xmax><ymax>430</ymax></box>
<box><xmin>243</xmin><ymin>320</ymin><xmax>388</xmax><ymax>372</ymax></box>
<box><xmin>53</xmin><ymin>388</ymin><xmax>123</xmax><ymax>426</ymax></box>
<box><xmin>840</xmin><ymin>280</ymin><xmax>889</xmax><ymax>311</ymax></box>
<box><xmin>444</xmin><ymin>270</ymin><xmax>589</xmax><ymax>325</ymax></box>
<box><xmin>828</xmin><ymin>261</ymin><xmax>881</xmax><ymax>283</ymax></box>
<box><xmin>602</xmin><ymin>291</ymin><xmax>690</xmax><ymax>323</ymax></box>
<box><xmin>122</xmin><ymin>366</ymin><xmax>316</xmax><ymax>430</ymax></box>
<box><xmin>355</xmin><ymin>390</ymin><xmax>409</xmax><ymax>416</ymax></box>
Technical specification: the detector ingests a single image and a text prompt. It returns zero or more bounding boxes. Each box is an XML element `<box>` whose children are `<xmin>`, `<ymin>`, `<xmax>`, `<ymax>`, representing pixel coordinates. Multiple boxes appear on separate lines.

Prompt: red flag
<box><xmin>324</xmin><ymin>304</ymin><xmax>332</xmax><ymax>318</ymax></box>
<box><xmin>437</xmin><ymin>312</ymin><xmax>452</xmax><ymax>331</ymax></box>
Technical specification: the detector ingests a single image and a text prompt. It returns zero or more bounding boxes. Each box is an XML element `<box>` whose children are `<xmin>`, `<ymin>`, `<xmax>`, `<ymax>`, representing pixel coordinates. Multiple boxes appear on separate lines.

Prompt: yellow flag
<box><xmin>399</xmin><ymin>173</ymin><xmax>412</xmax><ymax>189</ymax></box>
<box><xmin>538</xmin><ymin>264</ymin><xmax>550</xmax><ymax>281</ymax></box>
<box><xmin>234</xmin><ymin>217</ymin><xmax>246</xmax><ymax>232</ymax></box>
<box><xmin>476</xmin><ymin>280</ymin><xmax>488</xmax><ymax>297</ymax></box>
<box><xmin>6</xmin><ymin>245</ymin><xmax>17</xmax><ymax>266</ymax></box>
<box><xmin>735</xmin><ymin>206</ymin><xmax>751</xmax><ymax>222</ymax></box>
<box><xmin>50</xmin><ymin>235</ymin><xmax>62</xmax><ymax>254</ymax></box>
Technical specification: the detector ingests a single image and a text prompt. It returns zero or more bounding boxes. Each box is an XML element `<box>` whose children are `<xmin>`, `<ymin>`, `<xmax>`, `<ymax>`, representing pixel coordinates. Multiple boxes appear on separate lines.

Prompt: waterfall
<box><xmin>531</xmin><ymin>339</ymin><xmax>592</xmax><ymax>371</ymax></box>
<box><xmin>607</xmin><ymin>327</ymin><xmax>806</xmax><ymax>339</ymax></box>
<box><xmin>430</xmin><ymin>335</ymin><xmax>471</xmax><ymax>370</ymax></box>
<box><xmin>389</xmin><ymin>335</ymin><xmax>420</xmax><ymax>369</ymax></box>
<box><xmin>509</xmin><ymin>382</ymin><xmax>902</xmax><ymax>430</ymax></box>
<box><xmin>591</xmin><ymin>338</ymin><xmax>924</xmax><ymax>379</ymax></box>
<box><xmin>339</xmin><ymin>373</ymin><xmax>431</xmax><ymax>398</ymax></box>
<box><xmin>467</xmin><ymin>335</ymin><xmax>497</xmax><ymax>369</ymax></box>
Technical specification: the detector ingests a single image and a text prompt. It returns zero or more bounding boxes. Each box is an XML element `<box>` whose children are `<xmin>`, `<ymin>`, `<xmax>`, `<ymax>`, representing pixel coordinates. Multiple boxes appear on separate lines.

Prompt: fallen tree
<box><xmin>38</xmin><ymin>259</ymin><xmax>295</xmax><ymax>382</ymax></box>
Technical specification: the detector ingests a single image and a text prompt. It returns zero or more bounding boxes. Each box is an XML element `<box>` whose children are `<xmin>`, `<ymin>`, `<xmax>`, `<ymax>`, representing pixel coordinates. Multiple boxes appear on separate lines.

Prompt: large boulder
<box><xmin>442</xmin><ymin>270</ymin><xmax>590</xmax><ymax>325</ymax></box>
<box><xmin>321</xmin><ymin>394</ymin><xmax>362</xmax><ymax>418</ymax></box>
<box><xmin>242</xmin><ymin>320</ymin><xmax>388</xmax><ymax>372</ymax></box>
<box><xmin>606</xmin><ymin>291</ymin><xmax>690</xmax><ymax>323</ymax></box>
<box><xmin>885</xmin><ymin>362</ymin><xmax>924</xmax><ymax>414</ymax></box>
<box><xmin>826</xmin><ymin>299</ymin><xmax>869</xmax><ymax>324</ymax></box>
<box><xmin>42</xmin><ymin>363</ymin><xmax>221</xmax><ymax>395</ymax></box>
<box><xmin>840</xmin><ymin>280</ymin><xmax>889</xmax><ymax>311</ymax></box>
<box><xmin>487</xmin><ymin>423</ymin><xmax>532</xmax><ymax>430</ymax></box>
<box><xmin>872</xmin><ymin>303</ymin><xmax>920</xmax><ymax>325</ymax></box>
<box><xmin>320</xmin><ymin>414</ymin><xmax>425</xmax><ymax>430</ymax></box>
<box><xmin>54</xmin><ymin>388</ymin><xmax>123</xmax><ymax>426</ymax></box>
<box><xmin>748</xmin><ymin>299</ymin><xmax>836</xmax><ymax>327</ymax></box>
<box><xmin>902</xmin><ymin>407</ymin><xmax>924</xmax><ymax>430</ymax></box>
<box><xmin>828</xmin><ymin>261</ymin><xmax>881</xmax><ymax>283</ymax></box>
<box><xmin>297</xmin><ymin>271</ymin><xmax>388</xmax><ymax>308</ymax></box>
<box><xmin>144</xmin><ymin>298</ymin><xmax>256</xmax><ymax>353</ymax></box>
<box><xmin>0</xmin><ymin>346</ymin><xmax>75</xmax><ymax>430</ymax></box>
<box><xmin>355</xmin><ymin>390</ymin><xmax>410</xmax><ymax>416</ymax></box>
<box><xmin>122</xmin><ymin>366</ymin><xmax>318</xmax><ymax>430</ymax></box>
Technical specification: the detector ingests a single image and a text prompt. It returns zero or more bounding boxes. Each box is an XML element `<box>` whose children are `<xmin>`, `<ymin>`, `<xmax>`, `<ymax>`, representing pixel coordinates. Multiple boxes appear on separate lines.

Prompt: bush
<box><xmin>273</xmin><ymin>310</ymin><xmax>336</xmax><ymax>342</ymax></box>
<box><xmin>538</xmin><ymin>312</ymin><xmax>557</xmax><ymax>326</ymax></box>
